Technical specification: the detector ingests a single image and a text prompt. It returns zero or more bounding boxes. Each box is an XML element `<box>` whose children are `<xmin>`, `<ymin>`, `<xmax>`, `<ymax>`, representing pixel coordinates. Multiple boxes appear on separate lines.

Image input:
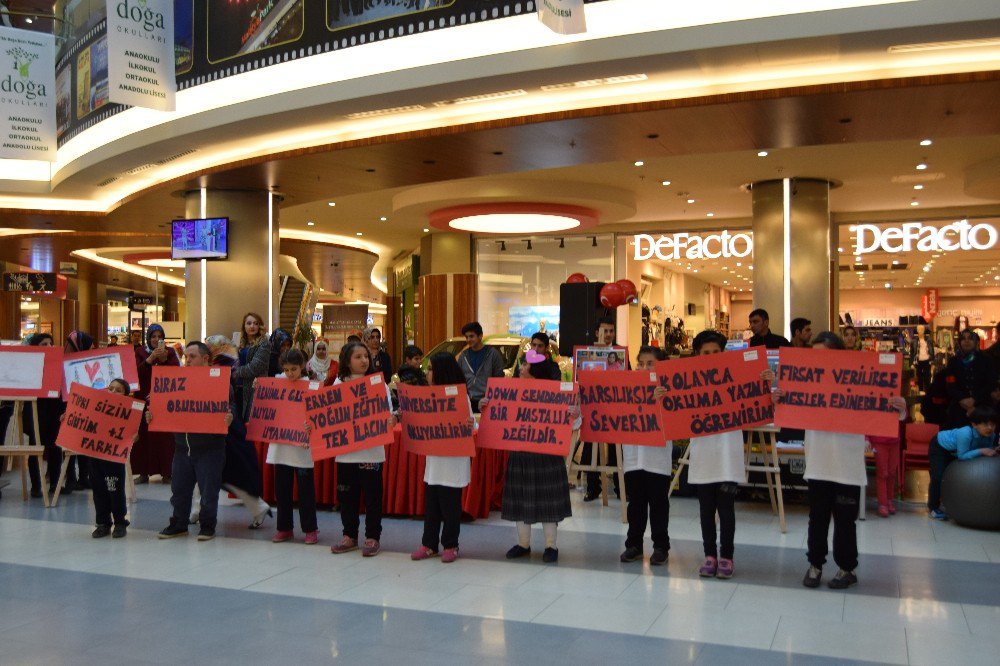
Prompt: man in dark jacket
<box><xmin>748</xmin><ymin>309</ymin><xmax>790</xmax><ymax>349</ymax></box>
<box><xmin>150</xmin><ymin>341</ymin><xmax>234</xmax><ymax>541</ymax></box>
<box><xmin>983</xmin><ymin>322</ymin><xmax>1000</xmax><ymax>374</ymax></box>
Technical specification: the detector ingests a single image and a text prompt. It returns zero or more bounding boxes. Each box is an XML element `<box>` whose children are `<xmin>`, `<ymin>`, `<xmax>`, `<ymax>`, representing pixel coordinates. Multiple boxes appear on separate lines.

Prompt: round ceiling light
<box><xmin>430</xmin><ymin>203</ymin><xmax>599</xmax><ymax>234</ymax></box>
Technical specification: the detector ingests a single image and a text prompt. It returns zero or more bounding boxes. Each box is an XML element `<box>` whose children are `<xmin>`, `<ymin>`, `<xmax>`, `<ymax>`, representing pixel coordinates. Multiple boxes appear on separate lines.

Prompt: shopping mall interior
<box><xmin>2</xmin><ymin>1</ymin><xmax>1000</xmax><ymax>664</ymax></box>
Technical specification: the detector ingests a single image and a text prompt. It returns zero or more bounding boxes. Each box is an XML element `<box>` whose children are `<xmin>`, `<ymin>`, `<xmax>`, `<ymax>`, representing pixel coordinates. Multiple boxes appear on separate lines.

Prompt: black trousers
<box><xmin>274</xmin><ymin>464</ymin><xmax>318</xmax><ymax>533</ymax></box>
<box><xmin>422</xmin><ymin>484</ymin><xmax>463</xmax><ymax>550</ymax></box>
<box><xmin>927</xmin><ymin>437</ymin><xmax>955</xmax><ymax>511</ymax></box>
<box><xmin>806</xmin><ymin>480</ymin><xmax>860</xmax><ymax>571</ymax></box>
<box><xmin>915</xmin><ymin>360</ymin><xmax>932</xmax><ymax>393</ymax></box>
<box><xmin>583</xmin><ymin>442</ymin><xmax>620</xmax><ymax>495</ymax></box>
<box><xmin>697</xmin><ymin>482</ymin><xmax>737</xmax><ymax>559</ymax></box>
<box><xmin>624</xmin><ymin>470</ymin><xmax>670</xmax><ymax>551</ymax></box>
<box><xmin>337</xmin><ymin>462</ymin><xmax>383</xmax><ymax>540</ymax></box>
<box><xmin>90</xmin><ymin>458</ymin><xmax>127</xmax><ymax>526</ymax></box>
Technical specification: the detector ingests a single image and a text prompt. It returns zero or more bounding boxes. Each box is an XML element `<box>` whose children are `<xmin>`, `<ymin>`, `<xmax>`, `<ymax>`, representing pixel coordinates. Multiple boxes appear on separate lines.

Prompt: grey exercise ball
<box><xmin>942</xmin><ymin>457</ymin><xmax>1000</xmax><ymax>530</ymax></box>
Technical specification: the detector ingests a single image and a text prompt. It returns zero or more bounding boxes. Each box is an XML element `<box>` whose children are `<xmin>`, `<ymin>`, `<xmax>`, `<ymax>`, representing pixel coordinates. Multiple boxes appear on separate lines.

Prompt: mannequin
<box><xmin>910</xmin><ymin>324</ymin><xmax>935</xmax><ymax>393</ymax></box>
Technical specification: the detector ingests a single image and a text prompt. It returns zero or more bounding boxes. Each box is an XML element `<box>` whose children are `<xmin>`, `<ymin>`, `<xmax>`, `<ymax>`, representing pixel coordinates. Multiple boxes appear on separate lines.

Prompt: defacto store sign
<box><xmin>855</xmin><ymin>221</ymin><xmax>997</xmax><ymax>254</ymax></box>
<box><xmin>633</xmin><ymin>232</ymin><xmax>753</xmax><ymax>261</ymax></box>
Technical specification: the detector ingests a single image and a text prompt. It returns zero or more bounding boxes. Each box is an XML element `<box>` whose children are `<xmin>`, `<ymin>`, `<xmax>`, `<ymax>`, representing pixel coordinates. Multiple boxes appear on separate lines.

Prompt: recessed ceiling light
<box><xmin>913</xmin><ymin>184</ymin><xmax>924</xmax><ymax>190</ymax></box>
<box><xmin>380</xmin><ymin>216</ymin><xmax>387</xmax><ymax>221</ymax></box>
<box><xmin>916</xmin><ymin>163</ymin><xmax>928</xmax><ymax>170</ymax></box>
<box><xmin>837</xmin><ymin>247</ymin><xmax>844</xmax><ymax>253</ymax></box>
<box><xmin>757</xmin><ymin>150</ymin><xmax>769</xmax><ymax>157</ymax></box>
<box><xmin>661</xmin><ymin>180</ymin><xmax>671</xmax><ymax>186</ymax></box>
<box><xmin>855</xmin><ymin>256</ymin><xmax>862</xmax><ymax>263</ymax></box>
<box><xmin>736</xmin><ymin>262</ymin><xmax>742</xmax><ymax>267</ymax></box>
<box><xmin>356</xmin><ymin>232</ymin><xmax>363</xmax><ymax>236</ymax></box>
<box><xmin>306</xmin><ymin>221</ymin><xmax>315</xmax><ymax>226</ymax></box>
<box><xmin>706</xmin><ymin>213</ymin><xmax>715</xmax><ymax>217</ymax></box>
<box><xmin>327</xmin><ymin>202</ymin><xmax>336</xmax><ymax>206</ymax></box>
<box><xmin>910</xmin><ymin>201</ymin><xmax>920</xmax><ymax>206</ymax></box>
<box><xmin>994</xmin><ymin>276</ymin><xmax>999</xmax><ymax>281</ymax></box>
<box><xmin>892</xmin><ymin>259</ymin><xmax>899</xmax><ymax>265</ymax></box>
<box><xmin>884</xmin><ymin>282</ymin><xmax>891</xmax><ymax>289</ymax></box>
<box><xmin>692</xmin><ymin>269</ymin><xmax>698</xmax><ymax>273</ymax></box>
<box><xmin>748</xmin><ymin>265</ymin><xmax>753</xmax><ymax>270</ymax></box>
<box><xmin>634</xmin><ymin>161</ymin><xmax>644</xmax><ymax>167</ymax></box>
<box><xmin>423</xmin><ymin>228</ymin><xmax>429</xmax><ymax>233</ymax></box>
<box><xmin>687</xmin><ymin>198</ymin><xmax>696</xmax><ymax>204</ymax></box>
<box><xmin>723</xmin><ymin>280</ymin><xmax>729</xmax><ymax>284</ymax></box>
<box><xmin>920</xmin><ymin>139</ymin><xmax>933</xmax><ymax>146</ymax></box>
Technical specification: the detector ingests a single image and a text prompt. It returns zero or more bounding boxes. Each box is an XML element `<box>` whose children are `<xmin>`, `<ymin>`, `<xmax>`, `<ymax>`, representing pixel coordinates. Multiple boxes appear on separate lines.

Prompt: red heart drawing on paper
<box><xmin>84</xmin><ymin>361</ymin><xmax>102</xmax><ymax>382</ymax></box>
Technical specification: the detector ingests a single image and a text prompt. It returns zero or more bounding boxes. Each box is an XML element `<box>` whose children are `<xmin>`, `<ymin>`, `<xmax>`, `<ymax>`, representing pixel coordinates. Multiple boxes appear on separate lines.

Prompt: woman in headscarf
<box><xmin>132</xmin><ymin>323</ymin><xmax>180</xmax><ymax>483</ymax></box>
<box><xmin>233</xmin><ymin>312</ymin><xmax>271</xmax><ymax>424</ymax></box>
<box><xmin>206</xmin><ymin>334</ymin><xmax>272</xmax><ymax>529</ymax></box>
<box><xmin>267</xmin><ymin>328</ymin><xmax>293</xmax><ymax>378</ymax></box>
<box><xmin>307</xmin><ymin>338</ymin><xmax>335</xmax><ymax>382</ymax></box>
<box><xmin>363</xmin><ymin>326</ymin><xmax>393</xmax><ymax>384</ymax></box>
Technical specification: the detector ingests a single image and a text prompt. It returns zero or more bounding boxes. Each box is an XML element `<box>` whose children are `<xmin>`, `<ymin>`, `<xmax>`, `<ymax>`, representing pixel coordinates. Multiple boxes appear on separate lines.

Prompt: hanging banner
<box><xmin>106</xmin><ymin>0</ymin><xmax>176</xmax><ymax>111</ymax></box>
<box><xmin>0</xmin><ymin>26</ymin><xmax>56</xmax><ymax>160</ymax></box>
<box><xmin>63</xmin><ymin>346</ymin><xmax>140</xmax><ymax>396</ymax></box>
<box><xmin>579</xmin><ymin>370</ymin><xmax>667</xmax><ymax>447</ymax></box>
<box><xmin>538</xmin><ymin>0</ymin><xmax>587</xmax><ymax>35</ymax></box>
<box><xmin>398</xmin><ymin>383</ymin><xmax>475</xmax><ymax>457</ymax></box>
<box><xmin>925</xmin><ymin>288</ymin><xmax>939</xmax><ymax>320</ymax></box>
<box><xmin>654</xmin><ymin>348</ymin><xmax>773</xmax><ymax>439</ymax></box>
<box><xmin>305</xmin><ymin>374</ymin><xmax>393</xmax><ymax>461</ymax></box>
<box><xmin>773</xmin><ymin>347</ymin><xmax>902</xmax><ymax>438</ymax></box>
<box><xmin>57</xmin><ymin>383</ymin><xmax>144</xmax><ymax>463</ymax></box>
<box><xmin>246</xmin><ymin>377</ymin><xmax>315</xmax><ymax>447</ymax></box>
<box><xmin>477</xmin><ymin>378</ymin><xmax>575</xmax><ymax>456</ymax></box>
<box><xmin>148</xmin><ymin>365</ymin><xmax>232</xmax><ymax>434</ymax></box>
<box><xmin>323</xmin><ymin>304</ymin><xmax>369</xmax><ymax>334</ymax></box>
<box><xmin>0</xmin><ymin>345</ymin><xmax>64</xmax><ymax>399</ymax></box>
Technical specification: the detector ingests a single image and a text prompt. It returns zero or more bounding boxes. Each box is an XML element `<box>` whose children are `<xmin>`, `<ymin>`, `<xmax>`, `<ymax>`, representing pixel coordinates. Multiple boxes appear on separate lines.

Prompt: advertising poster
<box><xmin>0</xmin><ymin>26</ymin><xmax>57</xmax><ymax>160</ymax></box>
<box><xmin>207</xmin><ymin>0</ymin><xmax>304</xmax><ymax>63</ymax></box>
<box><xmin>327</xmin><ymin>0</ymin><xmax>454</xmax><ymax>30</ymax></box>
<box><xmin>106</xmin><ymin>0</ymin><xmax>177</xmax><ymax>110</ymax></box>
<box><xmin>56</xmin><ymin>65</ymin><xmax>72</xmax><ymax>134</ymax></box>
<box><xmin>572</xmin><ymin>345</ymin><xmax>629</xmax><ymax>379</ymax></box>
<box><xmin>508</xmin><ymin>305</ymin><xmax>559</xmax><ymax>340</ymax></box>
<box><xmin>174</xmin><ymin>0</ymin><xmax>193</xmax><ymax>75</ymax></box>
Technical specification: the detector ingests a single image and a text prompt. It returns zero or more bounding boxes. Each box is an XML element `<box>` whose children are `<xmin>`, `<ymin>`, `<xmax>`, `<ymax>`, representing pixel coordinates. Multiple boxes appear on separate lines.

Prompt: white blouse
<box><xmin>687</xmin><ymin>430</ymin><xmax>745</xmax><ymax>485</ymax></box>
<box><xmin>803</xmin><ymin>430</ymin><xmax>867</xmax><ymax>486</ymax></box>
<box><xmin>423</xmin><ymin>396</ymin><xmax>475</xmax><ymax>488</ymax></box>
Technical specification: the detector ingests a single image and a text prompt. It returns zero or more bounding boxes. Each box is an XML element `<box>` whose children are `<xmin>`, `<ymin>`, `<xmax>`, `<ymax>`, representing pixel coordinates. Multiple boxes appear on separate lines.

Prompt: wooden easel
<box><xmin>569</xmin><ymin>434</ymin><xmax>627</xmax><ymax>523</ymax></box>
<box><xmin>1</xmin><ymin>399</ymin><xmax>51</xmax><ymax>507</ymax></box>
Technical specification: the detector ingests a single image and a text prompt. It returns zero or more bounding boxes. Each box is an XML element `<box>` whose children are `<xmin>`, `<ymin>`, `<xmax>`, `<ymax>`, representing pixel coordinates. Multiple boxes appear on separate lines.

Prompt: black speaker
<box><xmin>559</xmin><ymin>282</ymin><xmax>609</xmax><ymax>357</ymax></box>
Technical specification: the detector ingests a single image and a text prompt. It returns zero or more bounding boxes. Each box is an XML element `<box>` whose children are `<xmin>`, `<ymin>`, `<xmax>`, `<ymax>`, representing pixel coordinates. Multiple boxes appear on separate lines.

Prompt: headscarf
<box><xmin>308</xmin><ymin>338</ymin><xmax>332</xmax><ymax>380</ymax></box>
<box><xmin>205</xmin><ymin>334</ymin><xmax>239</xmax><ymax>365</ymax></box>
<box><xmin>65</xmin><ymin>330</ymin><xmax>94</xmax><ymax>352</ymax></box>
<box><xmin>362</xmin><ymin>326</ymin><xmax>380</xmax><ymax>347</ymax></box>
<box><xmin>26</xmin><ymin>333</ymin><xmax>53</xmax><ymax>346</ymax></box>
<box><xmin>145</xmin><ymin>323</ymin><xmax>166</xmax><ymax>353</ymax></box>
<box><xmin>268</xmin><ymin>328</ymin><xmax>293</xmax><ymax>376</ymax></box>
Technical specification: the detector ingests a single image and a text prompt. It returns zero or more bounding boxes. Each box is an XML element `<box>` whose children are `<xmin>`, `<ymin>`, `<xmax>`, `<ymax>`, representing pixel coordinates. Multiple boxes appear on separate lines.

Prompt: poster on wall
<box><xmin>508</xmin><ymin>305</ymin><xmax>560</xmax><ymax>341</ymax></box>
<box><xmin>207</xmin><ymin>0</ymin><xmax>304</xmax><ymax>63</ymax></box>
<box><xmin>107</xmin><ymin>0</ymin><xmax>177</xmax><ymax>110</ymax></box>
<box><xmin>55</xmin><ymin>65</ymin><xmax>72</xmax><ymax>135</ymax></box>
<box><xmin>75</xmin><ymin>34</ymin><xmax>110</xmax><ymax>118</ymax></box>
<box><xmin>0</xmin><ymin>26</ymin><xmax>57</xmax><ymax>161</ymax></box>
<box><xmin>327</xmin><ymin>0</ymin><xmax>454</xmax><ymax>31</ymax></box>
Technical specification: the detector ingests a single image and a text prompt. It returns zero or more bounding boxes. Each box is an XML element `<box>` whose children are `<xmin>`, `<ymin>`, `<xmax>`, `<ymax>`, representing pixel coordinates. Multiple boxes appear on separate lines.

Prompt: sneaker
<box><xmin>505</xmin><ymin>545</ymin><xmax>531</xmax><ymax>559</ymax></box>
<box><xmin>699</xmin><ymin>556</ymin><xmax>718</xmax><ymax>577</ymax></box>
<box><xmin>877</xmin><ymin>505</ymin><xmax>890</xmax><ymax>518</ymax></box>
<box><xmin>888</xmin><ymin>501</ymin><xmax>897</xmax><ymax>515</ymax></box>
<box><xmin>92</xmin><ymin>525</ymin><xmax>111</xmax><ymax>539</ymax></box>
<box><xmin>441</xmin><ymin>547</ymin><xmax>459</xmax><ymax>563</ymax></box>
<box><xmin>331</xmin><ymin>536</ymin><xmax>358</xmax><ymax>554</ymax></box>
<box><xmin>717</xmin><ymin>558</ymin><xmax>734</xmax><ymax>579</ymax></box>
<box><xmin>542</xmin><ymin>547</ymin><xmax>559</xmax><ymax>563</ymax></box>
<box><xmin>802</xmin><ymin>565</ymin><xmax>822</xmax><ymax>588</ymax></box>
<box><xmin>303</xmin><ymin>531</ymin><xmax>319</xmax><ymax>545</ymax></box>
<box><xmin>272</xmin><ymin>530</ymin><xmax>294</xmax><ymax>543</ymax></box>
<box><xmin>650</xmin><ymin>548</ymin><xmax>669</xmax><ymax>566</ymax></box>
<box><xmin>620</xmin><ymin>546</ymin><xmax>642</xmax><ymax>563</ymax></box>
<box><xmin>361</xmin><ymin>539</ymin><xmax>381</xmax><ymax>557</ymax></box>
<box><xmin>189</xmin><ymin>511</ymin><xmax>200</xmax><ymax>525</ymax></box>
<box><xmin>197</xmin><ymin>527</ymin><xmax>215</xmax><ymax>541</ymax></box>
<box><xmin>929</xmin><ymin>509</ymin><xmax>948</xmax><ymax>521</ymax></box>
<box><xmin>411</xmin><ymin>546</ymin><xmax>438</xmax><ymax>561</ymax></box>
<box><xmin>828</xmin><ymin>569</ymin><xmax>858</xmax><ymax>589</ymax></box>
<box><xmin>158</xmin><ymin>520</ymin><xmax>188</xmax><ymax>539</ymax></box>
<box><xmin>112</xmin><ymin>521</ymin><xmax>129</xmax><ymax>539</ymax></box>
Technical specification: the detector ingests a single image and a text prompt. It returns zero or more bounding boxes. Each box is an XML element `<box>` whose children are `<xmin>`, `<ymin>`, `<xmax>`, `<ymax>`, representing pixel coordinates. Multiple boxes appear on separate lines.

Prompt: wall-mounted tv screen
<box><xmin>171</xmin><ymin>218</ymin><xmax>229</xmax><ymax>260</ymax></box>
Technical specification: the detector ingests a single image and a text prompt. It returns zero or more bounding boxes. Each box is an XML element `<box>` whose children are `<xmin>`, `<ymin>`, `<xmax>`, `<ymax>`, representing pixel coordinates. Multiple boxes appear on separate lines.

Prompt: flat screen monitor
<box><xmin>170</xmin><ymin>217</ymin><xmax>229</xmax><ymax>260</ymax></box>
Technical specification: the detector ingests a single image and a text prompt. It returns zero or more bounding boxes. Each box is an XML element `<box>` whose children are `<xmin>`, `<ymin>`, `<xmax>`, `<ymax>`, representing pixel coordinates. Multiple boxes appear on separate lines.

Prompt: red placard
<box><xmin>246</xmin><ymin>377</ymin><xmax>316</xmax><ymax>447</ymax></box>
<box><xmin>305</xmin><ymin>374</ymin><xmax>393</xmax><ymax>461</ymax></box>
<box><xmin>579</xmin><ymin>370</ymin><xmax>667</xmax><ymax>447</ymax></box>
<box><xmin>148</xmin><ymin>366</ymin><xmax>232</xmax><ymax>435</ymax></box>
<box><xmin>398</xmin><ymin>383</ymin><xmax>476</xmax><ymax>457</ymax></box>
<box><xmin>654</xmin><ymin>347</ymin><xmax>773</xmax><ymax>439</ymax></box>
<box><xmin>773</xmin><ymin>347</ymin><xmax>902</xmax><ymax>438</ymax></box>
<box><xmin>0</xmin><ymin>346</ymin><xmax>64</xmax><ymax>399</ymax></box>
<box><xmin>62</xmin><ymin>346</ymin><xmax>140</xmax><ymax>397</ymax></box>
<box><xmin>56</xmin><ymin>383</ymin><xmax>145</xmax><ymax>463</ymax></box>
<box><xmin>477</xmin><ymin>378</ymin><xmax>575</xmax><ymax>456</ymax></box>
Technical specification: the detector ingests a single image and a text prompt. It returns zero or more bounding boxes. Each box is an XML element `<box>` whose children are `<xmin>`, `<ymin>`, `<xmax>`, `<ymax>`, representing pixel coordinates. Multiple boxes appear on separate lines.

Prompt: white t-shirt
<box><xmin>265</xmin><ymin>373</ymin><xmax>314</xmax><ymax>469</ymax></box>
<box><xmin>622</xmin><ymin>441</ymin><xmax>673</xmax><ymax>476</ymax></box>
<box><xmin>423</xmin><ymin>395</ymin><xmax>474</xmax><ymax>488</ymax></box>
<box><xmin>803</xmin><ymin>430</ymin><xmax>867</xmax><ymax>486</ymax></box>
<box><xmin>332</xmin><ymin>375</ymin><xmax>391</xmax><ymax>464</ymax></box>
<box><xmin>687</xmin><ymin>430</ymin><xmax>745</xmax><ymax>485</ymax></box>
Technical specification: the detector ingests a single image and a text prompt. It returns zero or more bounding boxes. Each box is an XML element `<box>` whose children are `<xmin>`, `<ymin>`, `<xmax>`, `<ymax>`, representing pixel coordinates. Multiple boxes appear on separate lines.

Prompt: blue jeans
<box><xmin>170</xmin><ymin>447</ymin><xmax>225</xmax><ymax>530</ymax></box>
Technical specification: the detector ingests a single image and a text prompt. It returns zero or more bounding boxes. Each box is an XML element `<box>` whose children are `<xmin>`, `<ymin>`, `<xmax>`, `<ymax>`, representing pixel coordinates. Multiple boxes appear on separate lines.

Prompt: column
<box><xmin>751</xmin><ymin>178</ymin><xmax>835</xmax><ymax>338</ymax></box>
<box><xmin>416</xmin><ymin>233</ymin><xmax>476</xmax><ymax>349</ymax></box>
<box><xmin>183</xmin><ymin>189</ymin><xmax>279</xmax><ymax>342</ymax></box>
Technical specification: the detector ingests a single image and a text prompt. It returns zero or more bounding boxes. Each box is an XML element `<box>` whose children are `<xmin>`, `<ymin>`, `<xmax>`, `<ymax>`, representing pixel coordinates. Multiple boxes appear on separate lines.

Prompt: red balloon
<box><xmin>616</xmin><ymin>279</ymin><xmax>639</xmax><ymax>305</ymax></box>
<box><xmin>566</xmin><ymin>273</ymin><xmax>589</xmax><ymax>284</ymax></box>
<box><xmin>600</xmin><ymin>283</ymin><xmax>625</xmax><ymax>309</ymax></box>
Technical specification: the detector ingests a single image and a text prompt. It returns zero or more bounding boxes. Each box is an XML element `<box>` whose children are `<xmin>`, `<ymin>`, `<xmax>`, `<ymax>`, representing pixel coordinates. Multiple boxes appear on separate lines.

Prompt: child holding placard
<box><xmin>268</xmin><ymin>349</ymin><xmax>319</xmax><ymax>545</ymax></box>
<box><xmin>685</xmin><ymin>331</ymin><xmax>749</xmax><ymax>579</ymax></box>
<box><xmin>411</xmin><ymin>353</ymin><xmax>475</xmax><ymax>563</ymax></box>
<box><xmin>620</xmin><ymin>346</ymin><xmax>673</xmax><ymax>566</ymax></box>
<box><xmin>330</xmin><ymin>341</ymin><xmax>394</xmax><ymax>558</ymax></box>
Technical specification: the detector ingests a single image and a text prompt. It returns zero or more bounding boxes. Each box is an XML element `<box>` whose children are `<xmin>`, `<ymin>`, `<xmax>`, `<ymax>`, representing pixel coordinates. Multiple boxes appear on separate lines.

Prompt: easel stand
<box><xmin>569</xmin><ymin>436</ymin><xmax>627</xmax><ymax>523</ymax></box>
<box><xmin>2</xmin><ymin>399</ymin><xmax>51</xmax><ymax>507</ymax></box>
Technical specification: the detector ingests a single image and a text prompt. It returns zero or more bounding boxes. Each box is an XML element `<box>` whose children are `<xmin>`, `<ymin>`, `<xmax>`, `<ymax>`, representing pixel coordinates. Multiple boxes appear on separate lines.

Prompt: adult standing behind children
<box><xmin>944</xmin><ymin>330</ymin><xmax>997</xmax><ymax>429</ymax></box>
<box><xmin>458</xmin><ymin>322</ymin><xmax>505</xmax><ymax>413</ymax></box>
<box><xmin>133</xmin><ymin>323</ymin><xmax>180</xmax><ymax>484</ymax></box>
<box><xmin>748</xmin><ymin>309</ymin><xmax>790</xmax><ymax>349</ymax></box>
<box><xmin>364</xmin><ymin>327</ymin><xmax>394</xmax><ymax>385</ymax></box>
<box><xmin>233</xmin><ymin>312</ymin><xmax>271</xmax><ymax>425</ymax></box>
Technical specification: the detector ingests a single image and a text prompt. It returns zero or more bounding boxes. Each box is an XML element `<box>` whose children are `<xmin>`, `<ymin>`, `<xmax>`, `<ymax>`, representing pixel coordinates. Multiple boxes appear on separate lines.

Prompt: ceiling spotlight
<box><xmin>591</xmin><ymin>236</ymin><xmax>598</xmax><ymax>247</ymax></box>
<box><xmin>559</xmin><ymin>238</ymin><xmax>565</xmax><ymax>248</ymax></box>
<box><xmin>661</xmin><ymin>180</ymin><xmax>672</xmax><ymax>187</ymax></box>
<box><xmin>919</xmin><ymin>139</ymin><xmax>933</xmax><ymax>146</ymax></box>
<box><xmin>526</xmin><ymin>240</ymin><xmax>533</xmax><ymax>250</ymax></box>
<box><xmin>748</xmin><ymin>265</ymin><xmax>753</xmax><ymax>270</ymax></box>
<box><xmin>422</xmin><ymin>228</ymin><xmax>429</xmax><ymax>233</ymax></box>
<box><xmin>757</xmin><ymin>150</ymin><xmax>768</xmax><ymax>157</ymax></box>
<box><xmin>380</xmin><ymin>216</ymin><xmax>387</xmax><ymax>221</ymax></box>
<box><xmin>913</xmin><ymin>184</ymin><xmax>924</xmax><ymax>190</ymax></box>
<box><xmin>687</xmin><ymin>198</ymin><xmax>696</xmax><ymax>204</ymax></box>
<box><xmin>723</xmin><ymin>280</ymin><xmax>729</xmax><ymax>285</ymax></box>
<box><xmin>892</xmin><ymin>259</ymin><xmax>899</xmax><ymax>265</ymax></box>
<box><xmin>884</xmin><ymin>282</ymin><xmax>891</xmax><ymax>289</ymax></box>
<box><xmin>736</xmin><ymin>262</ymin><xmax>742</xmax><ymax>267</ymax></box>
<box><xmin>837</xmin><ymin>247</ymin><xmax>843</xmax><ymax>253</ymax></box>
<box><xmin>916</xmin><ymin>163</ymin><xmax>928</xmax><ymax>170</ymax></box>
<box><xmin>910</xmin><ymin>201</ymin><xmax>920</xmax><ymax>206</ymax></box>
<box><xmin>855</xmin><ymin>256</ymin><xmax>862</xmax><ymax>263</ymax></box>
<box><xmin>706</xmin><ymin>213</ymin><xmax>715</xmax><ymax>217</ymax></box>
<box><xmin>356</xmin><ymin>232</ymin><xmax>363</xmax><ymax>236</ymax></box>
<box><xmin>306</xmin><ymin>221</ymin><xmax>315</xmax><ymax>226</ymax></box>
<box><xmin>500</xmin><ymin>241</ymin><xmax>506</xmax><ymax>251</ymax></box>
<box><xmin>327</xmin><ymin>202</ymin><xmax>336</xmax><ymax>206</ymax></box>
<box><xmin>634</xmin><ymin>160</ymin><xmax>644</xmax><ymax>167</ymax></box>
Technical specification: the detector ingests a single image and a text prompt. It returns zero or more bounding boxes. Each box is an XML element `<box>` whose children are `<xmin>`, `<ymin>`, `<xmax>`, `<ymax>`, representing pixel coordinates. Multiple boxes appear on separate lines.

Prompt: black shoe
<box><xmin>803</xmin><ymin>566</ymin><xmax>822</xmax><ymax>588</ymax></box>
<box><xmin>60</xmin><ymin>485</ymin><xmax>73</xmax><ymax>496</ymax></box>
<box><xmin>828</xmin><ymin>569</ymin><xmax>857</xmax><ymax>589</ymax></box>
<box><xmin>505</xmin><ymin>545</ymin><xmax>531</xmax><ymax>559</ymax></box>
<box><xmin>158</xmin><ymin>520</ymin><xmax>189</xmax><ymax>539</ymax></box>
<box><xmin>620</xmin><ymin>546</ymin><xmax>642</xmax><ymax>563</ymax></box>
<box><xmin>112</xmin><ymin>521</ymin><xmax>129</xmax><ymax>539</ymax></box>
<box><xmin>650</xmin><ymin>548</ymin><xmax>669</xmax><ymax>566</ymax></box>
<box><xmin>542</xmin><ymin>547</ymin><xmax>559</xmax><ymax>563</ymax></box>
<box><xmin>583</xmin><ymin>491</ymin><xmax>600</xmax><ymax>502</ymax></box>
<box><xmin>91</xmin><ymin>525</ymin><xmax>111</xmax><ymax>539</ymax></box>
<box><xmin>29</xmin><ymin>487</ymin><xmax>42</xmax><ymax>499</ymax></box>
<box><xmin>197</xmin><ymin>527</ymin><xmax>216</xmax><ymax>541</ymax></box>
<box><xmin>136</xmin><ymin>475</ymin><xmax>149</xmax><ymax>485</ymax></box>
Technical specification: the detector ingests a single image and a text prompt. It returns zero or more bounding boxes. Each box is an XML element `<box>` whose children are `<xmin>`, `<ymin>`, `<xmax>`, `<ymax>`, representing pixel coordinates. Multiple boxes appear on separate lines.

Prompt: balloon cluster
<box><xmin>564</xmin><ymin>274</ymin><xmax>638</xmax><ymax>309</ymax></box>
